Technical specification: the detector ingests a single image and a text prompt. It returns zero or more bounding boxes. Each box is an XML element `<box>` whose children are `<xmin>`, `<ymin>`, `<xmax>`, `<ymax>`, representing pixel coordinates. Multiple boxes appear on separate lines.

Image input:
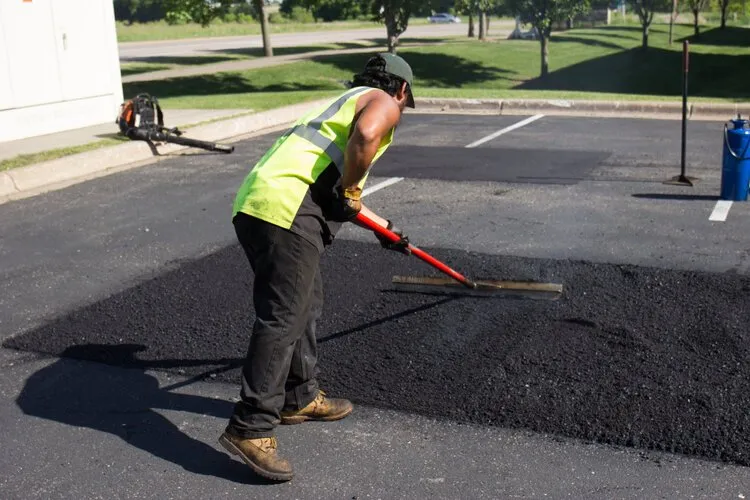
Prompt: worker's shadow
<box><xmin>15</xmin><ymin>344</ymin><xmax>264</xmax><ymax>485</ymax></box>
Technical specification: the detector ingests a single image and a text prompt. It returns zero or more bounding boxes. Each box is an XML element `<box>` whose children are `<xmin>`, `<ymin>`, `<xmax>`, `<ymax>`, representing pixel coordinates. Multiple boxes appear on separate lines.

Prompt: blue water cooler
<box><xmin>721</xmin><ymin>116</ymin><xmax>750</xmax><ymax>201</ymax></box>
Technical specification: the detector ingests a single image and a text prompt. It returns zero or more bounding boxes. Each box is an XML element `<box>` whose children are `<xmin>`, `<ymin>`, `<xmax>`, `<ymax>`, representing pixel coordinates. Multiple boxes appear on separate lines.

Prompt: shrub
<box><xmin>165</xmin><ymin>10</ymin><xmax>192</xmax><ymax>25</ymax></box>
<box><xmin>236</xmin><ymin>13</ymin><xmax>255</xmax><ymax>23</ymax></box>
<box><xmin>268</xmin><ymin>12</ymin><xmax>289</xmax><ymax>23</ymax></box>
<box><xmin>288</xmin><ymin>6</ymin><xmax>315</xmax><ymax>23</ymax></box>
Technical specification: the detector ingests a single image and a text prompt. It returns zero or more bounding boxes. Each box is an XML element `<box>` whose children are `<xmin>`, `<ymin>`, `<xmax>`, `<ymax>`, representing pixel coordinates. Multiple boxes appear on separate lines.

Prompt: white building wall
<box><xmin>0</xmin><ymin>0</ymin><xmax>123</xmax><ymax>143</ymax></box>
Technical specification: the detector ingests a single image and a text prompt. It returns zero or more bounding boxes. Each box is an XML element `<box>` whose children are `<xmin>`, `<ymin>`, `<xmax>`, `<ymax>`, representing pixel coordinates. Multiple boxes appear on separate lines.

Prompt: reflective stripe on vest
<box><xmin>290</xmin><ymin>86</ymin><xmax>369</xmax><ymax>172</ymax></box>
<box><xmin>290</xmin><ymin>124</ymin><xmax>344</xmax><ymax>172</ymax></box>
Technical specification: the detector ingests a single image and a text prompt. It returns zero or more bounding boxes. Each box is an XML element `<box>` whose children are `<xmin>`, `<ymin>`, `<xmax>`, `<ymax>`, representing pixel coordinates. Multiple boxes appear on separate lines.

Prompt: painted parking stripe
<box><xmin>362</xmin><ymin>177</ymin><xmax>404</xmax><ymax>197</ymax></box>
<box><xmin>709</xmin><ymin>200</ymin><xmax>733</xmax><ymax>222</ymax></box>
<box><xmin>465</xmin><ymin>114</ymin><xmax>545</xmax><ymax>149</ymax></box>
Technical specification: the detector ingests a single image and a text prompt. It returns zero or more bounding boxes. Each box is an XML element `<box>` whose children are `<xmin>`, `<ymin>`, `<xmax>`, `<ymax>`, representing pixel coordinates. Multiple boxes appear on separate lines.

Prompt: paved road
<box><xmin>2</xmin><ymin>113</ymin><xmax>750</xmax><ymax>498</ymax></box>
<box><xmin>118</xmin><ymin>22</ymin><xmax>513</xmax><ymax>61</ymax></box>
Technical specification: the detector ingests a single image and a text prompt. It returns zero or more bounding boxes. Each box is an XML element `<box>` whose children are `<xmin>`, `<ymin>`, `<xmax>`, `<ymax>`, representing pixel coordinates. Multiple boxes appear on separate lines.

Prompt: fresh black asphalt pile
<box><xmin>5</xmin><ymin>239</ymin><xmax>750</xmax><ymax>467</ymax></box>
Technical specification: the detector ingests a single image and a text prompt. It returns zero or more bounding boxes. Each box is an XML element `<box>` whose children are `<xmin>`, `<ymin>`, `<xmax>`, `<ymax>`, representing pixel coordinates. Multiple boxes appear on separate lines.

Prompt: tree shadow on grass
<box><xmin>311</xmin><ymin>51</ymin><xmax>514</xmax><ymax>88</ymax></box>
<box><xmin>556</xmin><ymin>29</ymin><xmax>640</xmax><ymax>42</ymax></box>
<box><xmin>121</xmin><ymin>63</ymin><xmax>172</xmax><ymax>77</ymax></box>
<box><xmin>370</xmin><ymin>37</ymin><xmax>455</xmax><ymax>46</ymax></box>
<box><xmin>122</xmin><ymin>73</ymin><xmax>340</xmax><ymax>100</ymax></box>
<box><xmin>210</xmin><ymin>38</ymin><xmax>453</xmax><ymax>59</ymax></box>
<box><xmin>211</xmin><ymin>44</ymin><xmax>371</xmax><ymax>58</ymax></box>
<box><xmin>123</xmin><ymin>55</ymin><xmax>240</xmax><ymax>66</ymax></box>
<box><xmin>550</xmin><ymin>34</ymin><xmax>626</xmax><ymax>50</ymax></box>
<box><xmin>552</xmin><ymin>25</ymin><xmax>652</xmax><ymax>43</ymax></box>
<box><xmin>682</xmin><ymin>26</ymin><xmax>750</xmax><ymax>47</ymax></box>
<box><xmin>595</xmin><ymin>24</ymin><xmax>662</xmax><ymax>33</ymax></box>
<box><xmin>517</xmin><ymin>45</ymin><xmax>750</xmax><ymax>99</ymax></box>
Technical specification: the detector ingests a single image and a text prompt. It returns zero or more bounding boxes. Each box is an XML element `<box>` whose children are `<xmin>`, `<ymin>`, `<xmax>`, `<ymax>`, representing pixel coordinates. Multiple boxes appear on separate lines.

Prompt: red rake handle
<box><xmin>354</xmin><ymin>212</ymin><xmax>476</xmax><ymax>289</ymax></box>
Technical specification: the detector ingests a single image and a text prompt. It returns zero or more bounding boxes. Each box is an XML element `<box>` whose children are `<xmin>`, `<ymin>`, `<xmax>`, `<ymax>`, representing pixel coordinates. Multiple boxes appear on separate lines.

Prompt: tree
<box><xmin>455</xmin><ymin>0</ymin><xmax>504</xmax><ymax>39</ymax></box>
<box><xmin>164</xmin><ymin>0</ymin><xmax>229</xmax><ymax>26</ymax></box>
<box><xmin>114</xmin><ymin>0</ymin><xmax>165</xmax><ymax>24</ymax></box>
<box><xmin>370</xmin><ymin>0</ymin><xmax>422</xmax><ymax>53</ymax></box>
<box><xmin>165</xmin><ymin>0</ymin><xmax>274</xmax><ymax>56</ymax></box>
<box><xmin>718</xmin><ymin>0</ymin><xmax>735</xmax><ymax>29</ymax></box>
<box><xmin>687</xmin><ymin>0</ymin><xmax>710</xmax><ymax>36</ymax></box>
<box><xmin>282</xmin><ymin>0</ymin><xmax>363</xmax><ymax>22</ymax></box>
<box><xmin>506</xmin><ymin>0</ymin><xmax>591</xmax><ymax>77</ymax></box>
<box><xmin>251</xmin><ymin>0</ymin><xmax>274</xmax><ymax>57</ymax></box>
<box><xmin>630</xmin><ymin>0</ymin><xmax>672</xmax><ymax>50</ymax></box>
<box><xmin>477</xmin><ymin>0</ymin><xmax>496</xmax><ymax>40</ymax></box>
<box><xmin>453</xmin><ymin>0</ymin><xmax>477</xmax><ymax>37</ymax></box>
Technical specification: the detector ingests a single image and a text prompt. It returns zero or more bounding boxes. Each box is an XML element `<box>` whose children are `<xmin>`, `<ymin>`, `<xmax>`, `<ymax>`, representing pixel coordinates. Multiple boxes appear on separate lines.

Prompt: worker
<box><xmin>218</xmin><ymin>53</ymin><xmax>416</xmax><ymax>482</ymax></box>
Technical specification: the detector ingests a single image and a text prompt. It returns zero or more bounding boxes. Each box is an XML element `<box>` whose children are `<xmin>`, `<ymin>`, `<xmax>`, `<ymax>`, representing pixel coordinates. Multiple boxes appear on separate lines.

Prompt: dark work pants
<box><xmin>227</xmin><ymin>212</ymin><xmax>323</xmax><ymax>438</ymax></box>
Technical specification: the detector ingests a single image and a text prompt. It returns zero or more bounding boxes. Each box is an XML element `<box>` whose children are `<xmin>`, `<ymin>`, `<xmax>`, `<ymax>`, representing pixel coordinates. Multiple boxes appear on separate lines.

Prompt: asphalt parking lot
<box><xmin>2</xmin><ymin>112</ymin><xmax>750</xmax><ymax>498</ymax></box>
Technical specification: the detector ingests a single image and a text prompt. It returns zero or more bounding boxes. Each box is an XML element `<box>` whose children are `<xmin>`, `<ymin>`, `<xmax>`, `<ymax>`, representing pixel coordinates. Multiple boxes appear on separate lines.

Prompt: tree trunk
<box><xmin>642</xmin><ymin>22</ymin><xmax>649</xmax><ymax>50</ymax></box>
<box><xmin>387</xmin><ymin>33</ymin><xmax>398</xmax><ymax>53</ymax></box>
<box><xmin>254</xmin><ymin>0</ymin><xmax>273</xmax><ymax>57</ymax></box>
<box><xmin>468</xmin><ymin>13</ymin><xmax>475</xmax><ymax>37</ymax></box>
<box><xmin>485</xmin><ymin>13</ymin><xmax>490</xmax><ymax>35</ymax></box>
<box><xmin>479</xmin><ymin>11</ymin><xmax>486</xmax><ymax>40</ymax></box>
<box><xmin>540</xmin><ymin>33</ymin><xmax>549</xmax><ymax>78</ymax></box>
<box><xmin>386</xmin><ymin>19</ymin><xmax>399</xmax><ymax>53</ymax></box>
<box><xmin>693</xmin><ymin>9</ymin><xmax>700</xmax><ymax>36</ymax></box>
<box><xmin>721</xmin><ymin>2</ymin><xmax>728</xmax><ymax>29</ymax></box>
<box><xmin>669</xmin><ymin>0</ymin><xmax>677</xmax><ymax>44</ymax></box>
<box><xmin>668</xmin><ymin>16</ymin><xmax>674</xmax><ymax>45</ymax></box>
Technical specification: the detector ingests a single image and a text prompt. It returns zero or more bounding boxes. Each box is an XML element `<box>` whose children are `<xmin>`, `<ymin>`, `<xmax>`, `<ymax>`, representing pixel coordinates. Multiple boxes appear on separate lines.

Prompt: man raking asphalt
<box><xmin>219</xmin><ymin>53</ymin><xmax>416</xmax><ymax>482</ymax></box>
<box><xmin>219</xmin><ymin>51</ymin><xmax>566</xmax><ymax>482</ymax></box>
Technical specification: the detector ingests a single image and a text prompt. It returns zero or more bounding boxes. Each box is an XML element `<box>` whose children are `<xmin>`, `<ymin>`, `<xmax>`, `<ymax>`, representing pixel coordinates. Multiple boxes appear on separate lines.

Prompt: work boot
<box><xmin>218</xmin><ymin>431</ymin><xmax>293</xmax><ymax>482</ymax></box>
<box><xmin>280</xmin><ymin>390</ymin><xmax>353</xmax><ymax>425</ymax></box>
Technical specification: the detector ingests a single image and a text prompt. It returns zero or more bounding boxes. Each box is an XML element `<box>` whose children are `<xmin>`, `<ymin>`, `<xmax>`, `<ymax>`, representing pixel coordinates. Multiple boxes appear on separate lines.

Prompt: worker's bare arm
<box><xmin>341</xmin><ymin>92</ymin><xmax>401</xmax><ymax>191</ymax></box>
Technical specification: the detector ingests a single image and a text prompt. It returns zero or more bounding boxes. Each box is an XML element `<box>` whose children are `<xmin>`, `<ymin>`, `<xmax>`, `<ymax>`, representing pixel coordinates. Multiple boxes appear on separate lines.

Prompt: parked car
<box><xmin>428</xmin><ymin>13</ymin><xmax>461</xmax><ymax>23</ymax></box>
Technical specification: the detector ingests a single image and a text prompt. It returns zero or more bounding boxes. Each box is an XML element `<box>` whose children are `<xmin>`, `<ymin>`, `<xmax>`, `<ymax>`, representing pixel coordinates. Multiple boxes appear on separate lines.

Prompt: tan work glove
<box><xmin>331</xmin><ymin>185</ymin><xmax>362</xmax><ymax>222</ymax></box>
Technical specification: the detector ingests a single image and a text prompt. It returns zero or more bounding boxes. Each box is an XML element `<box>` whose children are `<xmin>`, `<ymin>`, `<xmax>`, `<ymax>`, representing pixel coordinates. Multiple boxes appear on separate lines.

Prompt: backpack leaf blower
<box><xmin>116</xmin><ymin>93</ymin><xmax>234</xmax><ymax>154</ymax></box>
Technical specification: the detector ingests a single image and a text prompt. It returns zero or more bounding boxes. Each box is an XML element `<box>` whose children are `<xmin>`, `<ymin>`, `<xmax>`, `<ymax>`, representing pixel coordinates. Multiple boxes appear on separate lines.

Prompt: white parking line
<box><xmin>362</xmin><ymin>177</ymin><xmax>404</xmax><ymax>197</ymax></box>
<box><xmin>709</xmin><ymin>200</ymin><xmax>733</xmax><ymax>222</ymax></box>
<box><xmin>465</xmin><ymin>114</ymin><xmax>545</xmax><ymax>149</ymax></box>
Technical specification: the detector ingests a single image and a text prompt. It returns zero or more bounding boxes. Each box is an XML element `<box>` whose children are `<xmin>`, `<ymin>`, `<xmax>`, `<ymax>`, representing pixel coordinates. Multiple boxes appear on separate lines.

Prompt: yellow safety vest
<box><xmin>233</xmin><ymin>86</ymin><xmax>395</xmax><ymax>231</ymax></box>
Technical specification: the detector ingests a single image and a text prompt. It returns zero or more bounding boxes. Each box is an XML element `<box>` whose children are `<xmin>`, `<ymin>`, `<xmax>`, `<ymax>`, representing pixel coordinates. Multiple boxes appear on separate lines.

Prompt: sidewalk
<box><xmin>0</xmin><ymin>109</ymin><xmax>251</xmax><ymax>162</ymax></box>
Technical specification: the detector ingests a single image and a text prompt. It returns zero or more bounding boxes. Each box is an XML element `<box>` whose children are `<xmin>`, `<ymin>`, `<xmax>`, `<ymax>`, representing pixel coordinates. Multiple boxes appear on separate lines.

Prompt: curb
<box><xmin>414</xmin><ymin>98</ymin><xmax>745</xmax><ymax>121</ymax></box>
<box><xmin>1</xmin><ymin>97</ymin><xmax>745</xmax><ymax>204</ymax></box>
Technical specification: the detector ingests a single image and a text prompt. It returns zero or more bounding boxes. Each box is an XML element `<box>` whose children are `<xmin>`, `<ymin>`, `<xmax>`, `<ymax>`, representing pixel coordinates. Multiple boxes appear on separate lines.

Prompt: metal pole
<box><xmin>681</xmin><ymin>40</ymin><xmax>688</xmax><ymax>178</ymax></box>
<box><xmin>665</xmin><ymin>40</ymin><xmax>698</xmax><ymax>186</ymax></box>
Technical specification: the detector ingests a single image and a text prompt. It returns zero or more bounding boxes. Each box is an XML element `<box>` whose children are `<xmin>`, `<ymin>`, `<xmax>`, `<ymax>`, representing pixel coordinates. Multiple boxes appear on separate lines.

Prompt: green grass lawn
<box><xmin>6</xmin><ymin>22</ymin><xmax>748</xmax><ymax>171</ymax></box>
<box><xmin>117</xmin><ymin>19</ymin><xmax>429</xmax><ymax>43</ymax></box>
<box><xmin>122</xmin><ymin>22</ymin><xmax>750</xmax><ymax>112</ymax></box>
<box><xmin>0</xmin><ymin>138</ymin><xmax>125</xmax><ymax>172</ymax></box>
